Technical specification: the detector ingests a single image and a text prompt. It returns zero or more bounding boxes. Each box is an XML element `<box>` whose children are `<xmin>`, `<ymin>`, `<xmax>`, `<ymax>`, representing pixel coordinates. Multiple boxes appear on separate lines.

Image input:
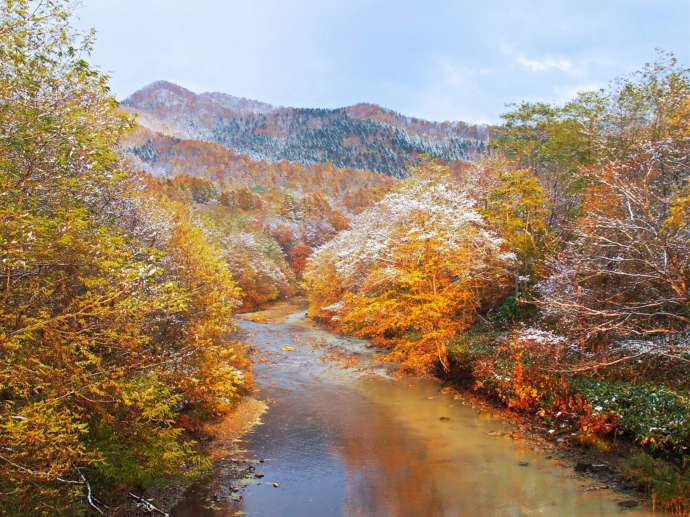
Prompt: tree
<box><xmin>0</xmin><ymin>2</ymin><xmax>250</xmax><ymax>512</ymax></box>
<box><xmin>476</xmin><ymin>159</ymin><xmax>551</xmax><ymax>282</ymax></box>
<box><xmin>494</xmin><ymin>88</ymin><xmax>606</xmax><ymax>233</ymax></box>
<box><xmin>538</xmin><ymin>53</ymin><xmax>690</xmax><ymax>354</ymax></box>
<box><xmin>306</xmin><ymin>163</ymin><xmax>514</xmax><ymax>371</ymax></box>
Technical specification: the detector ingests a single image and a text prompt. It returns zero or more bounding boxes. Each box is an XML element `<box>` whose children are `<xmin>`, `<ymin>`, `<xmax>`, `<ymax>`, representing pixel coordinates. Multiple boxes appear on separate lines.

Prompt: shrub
<box><xmin>621</xmin><ymin>451</ymin><xmax>690</xmax><ymax>514</ymax></box>
<box><xmin>446</xmin><ymin>330</ymin><xmax>501</xmax><ymax>384</ymax></box>
<box><xmin>572</xmin><ymin>378</ymin><xmax>690</xmax><ymax>455</ymax></box>
<box><xmin>472</xmin><ymin>328</ymin><xmax>571</xmax><ymax>412</ymax></box>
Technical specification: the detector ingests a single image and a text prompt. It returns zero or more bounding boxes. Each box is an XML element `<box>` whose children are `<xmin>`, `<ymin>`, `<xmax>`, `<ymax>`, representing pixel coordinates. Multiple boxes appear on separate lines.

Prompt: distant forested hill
<box><xmin>122</xmin><ymin>80</ymin><xmax>489</xmax><ymax>177</ymax></box>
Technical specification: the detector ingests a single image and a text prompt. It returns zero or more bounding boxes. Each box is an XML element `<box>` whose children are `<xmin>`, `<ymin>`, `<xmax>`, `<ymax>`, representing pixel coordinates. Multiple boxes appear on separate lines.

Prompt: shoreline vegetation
<box><xmin>0</xmin><ymin>2</ymin><xmax>257</xmax><ymax>514</ymax></box>
<box><xmin>119</xmin><ymin>397</ymin><xmax>267</xmax><ymax>515</ymax></box>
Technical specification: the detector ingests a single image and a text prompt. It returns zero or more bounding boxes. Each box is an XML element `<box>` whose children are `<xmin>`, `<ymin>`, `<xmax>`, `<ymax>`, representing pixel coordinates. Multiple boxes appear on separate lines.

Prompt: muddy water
<box><xmin>173</xmin><ymin>306</ymin><xmax>652</xmax><ymax>517</ymax></box>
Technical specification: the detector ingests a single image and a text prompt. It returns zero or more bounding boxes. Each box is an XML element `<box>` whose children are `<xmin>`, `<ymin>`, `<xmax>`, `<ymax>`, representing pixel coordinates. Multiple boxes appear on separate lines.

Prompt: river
<box><xmin>172</xmin><ymin>303</ymin><xmax>653</xmax><ymax>517</ymax></box>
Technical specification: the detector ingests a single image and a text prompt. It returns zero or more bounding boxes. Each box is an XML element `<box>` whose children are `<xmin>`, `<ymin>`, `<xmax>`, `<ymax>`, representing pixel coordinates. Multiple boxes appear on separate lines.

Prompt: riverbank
<box><xmin>170</xmin><ymin>301</ymin><xmax>658</xmax><ymax>516</ymax></box>
<box><xmin>130</xmin><ymin>397</ymin><xmax>267</xmax><ymax>515</ymax></box>
<box><xmin>438</xmin><ymin>331</ymin><xmax>690</xmax><ymax>516</ymax></box>
<box><xmin>307</xmin><ymin>302</ymin><xmax>688</xmax><ymax>515</ymax></box>
<box><xmin>440</xmin><ymin>384</ymin><xmax>649</xmax><ymax>508</ymax></box>
<box><xmin>133</xmin><ymin>305</ymin><xmax>295</xmax><ymax>515</ymax></box>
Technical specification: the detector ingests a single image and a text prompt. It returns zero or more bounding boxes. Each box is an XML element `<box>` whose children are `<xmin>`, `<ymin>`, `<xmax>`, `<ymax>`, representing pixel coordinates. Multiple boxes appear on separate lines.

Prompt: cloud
<box><xmin>437</xmin><ymin>59</ymin><xmax>468</xmax><ymax>87</ymax></box>
<box><xmin>404</xmin><ymin>58</ymin><xmax>497</xmax><ymax>124</ymax></box>
<box><xmin>516</xmin><ymin>55</ymin><xmax>574</xmax><ymax>73</ymax></box>
<box><xmin>553</xmin><ymin>82</ymin><xmax>604</xmax><ymax>103</ymax></box>
<box><xmin>436</xmin><ymin>58</ymin><xmax>495</xmax><ymax>86</ymax></box>
<box><xmin>498</xmin><ymin>44</ymin><xmax>582</xmax><ymax>75</ymax></box>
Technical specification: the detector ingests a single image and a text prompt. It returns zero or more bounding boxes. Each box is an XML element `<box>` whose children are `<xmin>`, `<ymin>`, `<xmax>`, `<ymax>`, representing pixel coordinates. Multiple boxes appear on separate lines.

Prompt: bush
<box><xmin>571</xmin><ymin>378</ymin><xmax>690</xmax><ymax>455</ymax></box>
<box><xmin>446</xmin><ymin>330</ymin><xmax>501</xmax><ymax>383</ymax></box>
<box><xmin>621</xmin><ymin>451</ymin><xmax>690</xmax><ymax>514</ymax></box>
<box><xmin>471</xmin><ymin>328</ymin><xmax>572</xmax><ymax>412</ymax></box>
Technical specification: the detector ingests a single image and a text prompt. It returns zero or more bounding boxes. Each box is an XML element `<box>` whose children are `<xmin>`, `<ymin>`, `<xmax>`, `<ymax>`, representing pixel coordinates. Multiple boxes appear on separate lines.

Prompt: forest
<box><xmin>0</xmin><ymin>0</ymin><xmax>688</xmax><ymax>515</ymax></box>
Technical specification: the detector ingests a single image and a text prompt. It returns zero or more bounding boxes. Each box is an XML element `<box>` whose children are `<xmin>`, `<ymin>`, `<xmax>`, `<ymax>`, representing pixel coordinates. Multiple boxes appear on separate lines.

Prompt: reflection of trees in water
<box><xmin>329</xmin><ymin>382</ymin><xmax>551</xmax><ymax>517</ymax></box>
<box><xmin>332</xmin><ymin>393</ymin><xmax>451</xmax><ymax>517</ymax></box>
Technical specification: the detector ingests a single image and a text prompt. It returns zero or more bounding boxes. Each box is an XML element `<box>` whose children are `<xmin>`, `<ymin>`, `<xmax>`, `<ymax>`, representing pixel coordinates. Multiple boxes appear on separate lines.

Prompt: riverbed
<box><xmin>172</xmin><ymin>304</ymin><xmax>653</xmax><ymax>517</ymax></box>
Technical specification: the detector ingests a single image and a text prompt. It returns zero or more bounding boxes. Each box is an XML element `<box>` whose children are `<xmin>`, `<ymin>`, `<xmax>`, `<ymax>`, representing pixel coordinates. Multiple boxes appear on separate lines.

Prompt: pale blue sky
<box><xmin>76</xmin><ymin>0</ymin><xmax>689</xmax><ymax>124</ymax></box>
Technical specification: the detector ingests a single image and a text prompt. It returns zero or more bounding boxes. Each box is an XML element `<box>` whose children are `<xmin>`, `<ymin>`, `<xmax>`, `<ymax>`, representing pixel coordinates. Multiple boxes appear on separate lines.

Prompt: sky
<box><xmin>75</xmin><ymin>0</ymin><xmax>690</xmax><ymax>124</ymax></box>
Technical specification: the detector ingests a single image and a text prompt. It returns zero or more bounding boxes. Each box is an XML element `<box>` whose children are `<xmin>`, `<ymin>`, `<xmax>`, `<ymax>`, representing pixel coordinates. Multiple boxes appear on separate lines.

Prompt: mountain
<box><xmin>343</xmin><ymin>102</ymin><xmax>489</xmax><ymax>142</ymax></box>
<box><xmin>197</xmin><ymin>91</ymin><xmax>276</xmax><ymax>115</ymax></box>
<box><xmin>121</xmin><ymin>81</ymin><xmax>489</xmax><ymax>177</ymax></box>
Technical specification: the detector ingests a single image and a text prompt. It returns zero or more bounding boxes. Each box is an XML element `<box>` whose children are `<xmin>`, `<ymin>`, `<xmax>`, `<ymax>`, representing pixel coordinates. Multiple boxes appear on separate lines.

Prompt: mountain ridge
<box><xmin>122</xmin><ymin>81</ymin><xmax>489</xmax><ymax>177</ymax></box>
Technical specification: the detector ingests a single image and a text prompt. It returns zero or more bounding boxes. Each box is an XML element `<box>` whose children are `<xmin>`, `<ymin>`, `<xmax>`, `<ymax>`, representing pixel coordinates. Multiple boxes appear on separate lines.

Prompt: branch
<box><xmin>129</xmin><ymin>492</ymin><xmax>169</xmax><ymax>516</ymax></box>
<box><xmin>546</xmin><ymin>345</ymin><xmax>690</xmax><ymax>373</ymax></box>
<box><xmin>545</xmin><ymin>351</ymin><xmax>649</xmax><ymax>373</ymax></box>
<box><xmin>78</xmin><ymin>468</ymin><xmax>105</xmax><ymax>516</ymax></box>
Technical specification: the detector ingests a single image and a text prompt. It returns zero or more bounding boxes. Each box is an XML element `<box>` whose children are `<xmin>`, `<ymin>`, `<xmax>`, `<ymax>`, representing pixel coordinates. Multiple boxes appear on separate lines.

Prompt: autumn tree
<box><xmin>494</xmin><ymin>89</ymin><xmax>605</xmax><ymax>232</ymax></box>
<box><xmin>306</xmin><ymin>163</ymin><xmax>514</xmax><ymax>371</ymax></box>
<box><xmin>0</xmin><ymin>2</ymin><xmax>250</xmax><ymax>513</ymax></box>
<box><xmin>538</xmin><ymin>53</ymin><xmax>690</xmax><ymax>355</ymax></box>
<box><xmin>474</xmin><ymin>158</ymin><xmax>550</xmax><ymax>280</ymax></box>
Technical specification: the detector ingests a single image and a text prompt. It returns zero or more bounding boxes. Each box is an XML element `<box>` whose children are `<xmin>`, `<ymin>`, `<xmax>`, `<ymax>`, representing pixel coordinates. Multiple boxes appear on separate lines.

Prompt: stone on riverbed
<box><xmin>575</xmin><ymin>463</ymin><xmax>609</xmax><ymax>473</ymax></box>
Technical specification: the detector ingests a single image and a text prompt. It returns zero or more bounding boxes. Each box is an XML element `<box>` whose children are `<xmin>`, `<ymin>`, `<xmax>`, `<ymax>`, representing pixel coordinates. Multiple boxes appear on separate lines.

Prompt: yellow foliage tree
<box><xmin>0</xmin><ymin>2</ymin><xmax>251</xmax><ymax>512</ymax></box>
<box><xmin>482</xmin><ymin>169</ymin><xmax>549</xmax><ymax>273</ymax></box>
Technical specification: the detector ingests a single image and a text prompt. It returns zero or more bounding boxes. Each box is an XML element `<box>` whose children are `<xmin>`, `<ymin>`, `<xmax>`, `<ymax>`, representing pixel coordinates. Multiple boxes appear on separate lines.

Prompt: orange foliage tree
<box><xmin>306</xmin><ymin>163</ymin><xmax>514</xmax><ymax>371</ymax></box>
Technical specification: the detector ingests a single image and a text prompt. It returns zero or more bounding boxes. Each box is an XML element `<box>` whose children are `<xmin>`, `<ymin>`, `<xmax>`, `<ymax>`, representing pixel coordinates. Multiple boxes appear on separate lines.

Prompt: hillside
<box><xmin>122</xmin><ymin>80</ymin><xmax>488</xmax><ymax>177</ymax></box>
<box><xmin>121</xmin><ymin>125</ymin><xmax>393</xmax><ymax>302</ymax></box>
<box><xmin>123</xmin><ymin>125</ymin><xmax>390</xmax><ymax>201</ymax></box>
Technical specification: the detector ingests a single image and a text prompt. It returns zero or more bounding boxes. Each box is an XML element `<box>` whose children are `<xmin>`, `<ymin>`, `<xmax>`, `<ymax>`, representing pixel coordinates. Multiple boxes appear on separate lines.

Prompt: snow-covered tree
<box><xmin>306</xmin><ymin>163</ymin><xmax>515</xmax><ymax>371</ymax></box>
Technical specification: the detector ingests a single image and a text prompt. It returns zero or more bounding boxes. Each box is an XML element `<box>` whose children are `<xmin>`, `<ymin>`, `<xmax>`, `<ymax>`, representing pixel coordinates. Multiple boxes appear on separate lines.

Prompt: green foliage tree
<box><xmin>494</xmin><ymin>90</ymin><xmax>605</xmax><ymax>229</ymax></box>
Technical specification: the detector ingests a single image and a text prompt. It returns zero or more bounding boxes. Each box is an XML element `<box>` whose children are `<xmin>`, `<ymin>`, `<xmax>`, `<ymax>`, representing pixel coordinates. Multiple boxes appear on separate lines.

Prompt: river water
<box><xmin>173</xmin><ymin>304</ymin><xmax>653</xmax><ymax>517</ymax></box>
